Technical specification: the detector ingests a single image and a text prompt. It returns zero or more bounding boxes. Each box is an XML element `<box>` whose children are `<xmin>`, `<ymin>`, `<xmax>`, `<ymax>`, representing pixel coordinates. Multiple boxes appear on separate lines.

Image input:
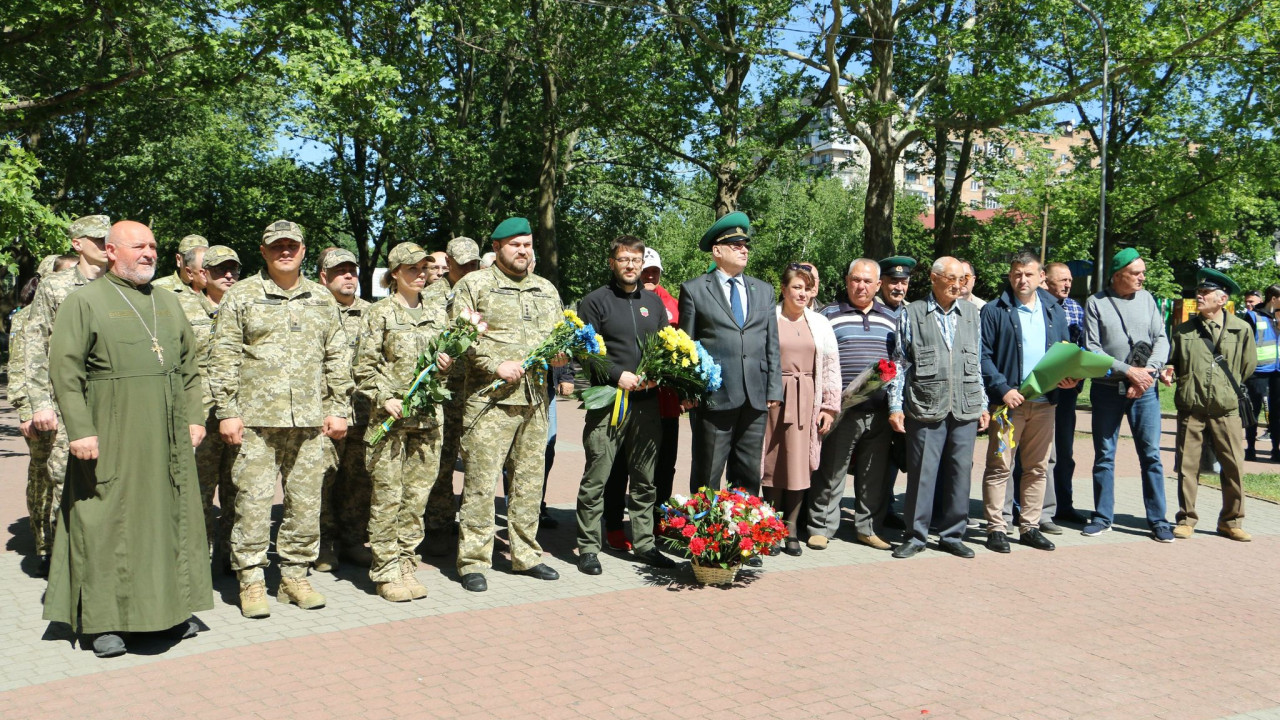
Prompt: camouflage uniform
<box><xmin>320</xmin><ymin>295</ymin><xmax>374</xmax><ymax>552</ymax></box>
<box><xmin>8</xmin><ymin>307</ymin><xmax>57</xmax><ymax>556</ymax></box>
<box><xmin>424</xmin><ymin>277</ymin><xmax>461</xmax><ymax>534</ymax></box>
<box><xmin>175</xmin><ymin>286</ymin><xmax>238</xmax><ymax>555</ymax></box>
<box><xmin>208</xmin><ymin>270</ymin><xmax>352</xmax><ymax>584</ymax></box>
<box><xmin>452</xmin><ymin>264</ymin><xmax>562</xmax><ymax>575</ymax></box>
<box><xmin>19</xmin><ymin>263</ymin><xmax>95</xmax><ymax>545</ymax></box>
<box><xmin>151</xmin><ymin>272</ymin><xmax>185</xmax><ymax>293</ymax></box>
<box><xmin>153</xmin><ymin>234</ymin><xmax>209</xmax><ymax>292</ymax></box>
<box><xmin>354</xmin><ymin>292</ymin><xmax>450</xmax><ymax>583</ymax></box>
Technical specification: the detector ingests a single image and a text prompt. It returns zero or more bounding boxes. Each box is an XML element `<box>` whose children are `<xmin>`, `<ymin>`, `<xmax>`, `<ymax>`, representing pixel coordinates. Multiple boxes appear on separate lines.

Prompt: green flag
<box><xmin>1017</xmin><ymin>341</ymin><xmax>1114</xmax><ymax>401</ymax></box>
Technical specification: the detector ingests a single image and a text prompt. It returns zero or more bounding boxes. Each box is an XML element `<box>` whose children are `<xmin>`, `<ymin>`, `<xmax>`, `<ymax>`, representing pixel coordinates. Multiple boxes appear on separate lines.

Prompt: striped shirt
<box><xmin>820</xmin><ymin>298</ymin><xmax>899</xmax><ymax>409</ymax></box>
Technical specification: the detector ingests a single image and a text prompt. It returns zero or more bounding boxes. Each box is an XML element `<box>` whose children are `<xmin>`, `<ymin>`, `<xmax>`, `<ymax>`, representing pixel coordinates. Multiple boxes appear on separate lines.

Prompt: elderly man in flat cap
<box><xmin>154</xmin><ymin>234</ymin><xmax>210</xmax><ymax>294</ymax></box>
<box><xmin>1161</xmin><ymin>268</ymin><xmax>1255</xmax><ymax>542</ymax></box>
<box><xmin>21</xmin><ymin>214</ymin><xmax>111</xmax><ymax>577</ymax></box>
<box><xmin>678</xmin><ymin>212</ymin><xmax>782</xmax><ymax>503</ymax></box>
<box><xmin>1083</xmin><ymin>248</ymin><xmax>1173</xmax><ymax>542</ymax></box>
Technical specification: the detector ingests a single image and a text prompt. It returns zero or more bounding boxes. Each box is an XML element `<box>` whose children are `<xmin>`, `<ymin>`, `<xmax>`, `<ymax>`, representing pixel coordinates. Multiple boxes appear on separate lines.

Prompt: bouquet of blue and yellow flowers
<box><xmin>368</xmin><ymin>310</ymin><xmax>487</xmax><ymax>444</ymax></box>
<box><xmin>579</xmin><ymin>326</ymin><xmax>723</xmax><ymax>423</ymax></box>
<box><xmin>480</xmin><ymin>309</ymin><xmax>607</xmax><ymax>395</ymax></box>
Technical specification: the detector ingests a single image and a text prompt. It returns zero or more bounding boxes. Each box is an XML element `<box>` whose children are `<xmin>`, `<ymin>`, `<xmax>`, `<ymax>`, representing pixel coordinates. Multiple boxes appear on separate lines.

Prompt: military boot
<box><xmin>239</xmin><ymin>581</ymin><xmax>270</xmax><ymax>619</ymax></box>
<box><xmin>377</xmin><ymin>574</ymin><xmax>413</xmax><ymax>603</ymax></box>
<box><xmin>278</xmin><ymin>576</ymin><xmax>326</xmax><ymax>609</ymax></box>
<box><xmin>312</xmin><ymin>541</ymin><xmax>339</xmax><ymax>573</ymax></box>
<box><xmin>400</xmin><ymin>558</ymin><xmax>428</xmax><ymax>599</ymax></box>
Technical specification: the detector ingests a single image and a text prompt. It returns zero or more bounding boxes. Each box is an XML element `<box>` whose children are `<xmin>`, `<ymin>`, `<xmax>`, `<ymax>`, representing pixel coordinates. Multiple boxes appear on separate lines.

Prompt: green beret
<box><xmin>1195</xmin><ymin>267</ymin><xmax>1240</xmax><ymax>296</ymax></box>
<box><xmin>879</xmin><ymin>256</ymin><xmax>916</xmax><ymax>279</ymax></box>
<box><xmin>178</xmin><ymin>234</ymin><xmax>209</xmax><ymax>253</ymax></box>
<box><xmin>490</xmin><ymin>217</ymin><xmax>531</xmax><ymax>240</ymax></box>
<box><xmin>699</xmin><ymin>211</ymin><xmax>751</xmax><ymax>252</ymax></box>
<box><xmin>1109</xmin><ymin>247</ymin><xmax>1141</xmax><ymax>277</ymax></box>
<box><xmin>202</xmin><ymin>245</ymin><xmax>241</xmax><ymax>268</ymax></box>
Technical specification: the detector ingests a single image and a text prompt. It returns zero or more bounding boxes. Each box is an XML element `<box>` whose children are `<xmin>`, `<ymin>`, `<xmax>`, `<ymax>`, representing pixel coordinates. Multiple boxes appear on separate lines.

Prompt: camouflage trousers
<box><xmin>231</xmin><ymin>427</ymin><xmax>328</xmax><ymax>583</ymax></box>
<box><xmin>23</xmin><ymin>429</ymin><xmax>56</xmax><ymax>556</ymax></box>
<box><xmin>320</xmin><ymin>431</ymin><xmax>372</xmax><ymax>550</ymax></box>
<box><xmin>425</xmin><ymin>398</ymin><xmax>463</xmax><ymax>531</ymax></box>
<box><xmin>457</xmin><ymin>401</ymin><xmax>548</xmax><ymax>575</ymax></box>
<box><xmin>195</xmin><ymin>411</ymin><xmax>238</xmax><ymax>556</ymax></box>
<box><xmin>366</xmin><ymin>425</ymin><xmax>442</xmax><ymax>583</ymax></box>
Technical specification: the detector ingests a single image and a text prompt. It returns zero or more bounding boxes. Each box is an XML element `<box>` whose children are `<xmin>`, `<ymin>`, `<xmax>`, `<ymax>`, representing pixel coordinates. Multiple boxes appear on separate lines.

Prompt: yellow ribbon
<box><xmin>992</xmin><ymin>405</ymin><xmax>1017</xmax><ymax>457</ymax></box>
<box><xmin>610</xmin><ymin>387</ymin><xmax>631</xmax><ymax>427</ymax></box>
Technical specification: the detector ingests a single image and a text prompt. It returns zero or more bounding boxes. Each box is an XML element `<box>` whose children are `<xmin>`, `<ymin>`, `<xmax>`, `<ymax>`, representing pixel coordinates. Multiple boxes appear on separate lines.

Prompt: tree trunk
<box><xmin>863</xmin><ymin>142</ymin><xmax>898</xmax><ymax>260</ymax></box>
<box><xmin>534</xmin><ymin>44</ymin><xmax>561</xmax><ymax>290</ymax></box>
<box><xmin>933</xmin><ymin>128</ymin><xmax>974</xmax><ymax>258</ymax></box>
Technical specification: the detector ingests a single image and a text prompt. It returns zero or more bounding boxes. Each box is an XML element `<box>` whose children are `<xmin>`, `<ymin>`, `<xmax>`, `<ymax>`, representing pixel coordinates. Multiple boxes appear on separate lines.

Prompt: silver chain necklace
<box><xmin>111</xmin><ymin>282</ymin><xmax>164</xmax><ymax>365</ymax></box>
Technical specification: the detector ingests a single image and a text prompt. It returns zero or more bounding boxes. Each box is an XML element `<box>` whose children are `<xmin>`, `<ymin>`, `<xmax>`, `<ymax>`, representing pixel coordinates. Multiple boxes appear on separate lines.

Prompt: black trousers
<box><xmin>1245</xmin><ymin>371</ymin><xmax>1280</xmax><ymax>452</ymax></box>
<box><xmin>688</xmin><ymin>405</ymin><xmax>767</xmax><ymax>495</ymax></box>
<box><xmin>904</xmin><ymin>414</ymin><xmax>978</xmax><ymax>544</ymax></box>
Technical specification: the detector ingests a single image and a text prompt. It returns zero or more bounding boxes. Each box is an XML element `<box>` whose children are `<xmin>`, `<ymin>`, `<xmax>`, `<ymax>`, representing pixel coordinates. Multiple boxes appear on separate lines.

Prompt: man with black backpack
<box><xmin>1160</xmin><ymin>269</ymin><xmax>1255</xmax><ymax>542</ymax></box>
<box><xmin>1083</xmin><ymin>248</ymin><xmax>1175</xmax><ymax>542</ymax></box>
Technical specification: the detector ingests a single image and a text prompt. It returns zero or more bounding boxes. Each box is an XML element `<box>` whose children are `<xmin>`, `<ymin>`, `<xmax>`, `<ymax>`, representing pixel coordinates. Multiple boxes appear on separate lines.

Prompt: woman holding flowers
<box><xmin>354</xmin><ymin>242</ymin><xmax>453</xmax><ymax>602</ymax></box>
<box><xmin>761</xmin><ymin>264</ymin><xmax>841</xmax><ymax>555</ymax></box>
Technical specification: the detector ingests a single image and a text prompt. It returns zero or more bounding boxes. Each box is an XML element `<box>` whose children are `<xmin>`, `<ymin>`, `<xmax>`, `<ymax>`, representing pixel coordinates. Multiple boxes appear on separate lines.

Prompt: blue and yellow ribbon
<box><xmin>610</xmin><ymin>387</ymin><xmax>631</xmax><ymax>427</ymax></box>
<box><xmin>992</xmin><ymin>405</ymin><xmax>1017</xmax><ymax>457</ymax></box>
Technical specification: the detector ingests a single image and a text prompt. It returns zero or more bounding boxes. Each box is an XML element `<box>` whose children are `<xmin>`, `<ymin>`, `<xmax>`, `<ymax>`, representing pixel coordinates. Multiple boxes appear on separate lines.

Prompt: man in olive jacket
<box><xmin>1160</xmin><ymin>268</ymin><xmax>1256</xmax><ymax>542</ymax></box>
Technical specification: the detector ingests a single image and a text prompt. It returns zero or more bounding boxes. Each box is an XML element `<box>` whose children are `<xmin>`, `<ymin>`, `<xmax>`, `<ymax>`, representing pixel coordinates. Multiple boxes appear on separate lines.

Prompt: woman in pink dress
<box><xmin>761</xmin><ymin>264</ymin><xmax>841</xmax><ymax>556</ymax></box>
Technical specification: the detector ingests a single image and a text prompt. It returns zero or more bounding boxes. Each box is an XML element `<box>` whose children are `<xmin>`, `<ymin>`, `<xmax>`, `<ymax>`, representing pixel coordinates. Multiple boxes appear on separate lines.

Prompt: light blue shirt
<box><xmin>1015</xmin><ymin>295</ymin><xmax>1048</xmax><ymax>402</ymax></box>
<box><xmin>714</xmin><ymin>268</ymin><xmax>748</xmax><ymax>317</ymax></box>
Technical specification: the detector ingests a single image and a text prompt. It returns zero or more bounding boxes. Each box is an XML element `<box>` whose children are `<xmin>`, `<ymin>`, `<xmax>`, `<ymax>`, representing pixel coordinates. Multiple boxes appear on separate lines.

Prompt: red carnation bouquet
<box><xmin>840</xmin><ymin>358</ymin><xmax>897</xmax><ymax>413</ymax></box>
<box><xmin>658</xmin><ymin>487</ymin><xmax>789</xmax><ymax>569</ymax></box>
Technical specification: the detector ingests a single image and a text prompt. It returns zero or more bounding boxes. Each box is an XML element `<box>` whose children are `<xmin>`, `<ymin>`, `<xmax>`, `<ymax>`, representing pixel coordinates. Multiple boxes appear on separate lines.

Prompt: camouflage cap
<box><xmin>446</xmin><ymin>236</ymin><xmax>481</xmax><ymax>265</ymax></box>
<box><xmin>387</xmin><ymin>242</ymin><xmax>427</xmax><ymax>270</ymax></box>
<box><xmin>178</xmin><ymin>234</ymin><xmax>209</xmax><ymax>252</ymax></box>
<box><xmin>36</xmin><ymin>254</ymin><xmax>60</xmax><ymax>277</ymax></box>
<box><xmin>202</xmin><ymin>245</ymin><xmax>241</xmax><ymax>268</ymax></box>
<box><xmin>262</xmin><ymin>220</ymin><xmax>304</xmax><ymax>245</ymax></box>
<box><xmin>322</xmin><ymin>248</ymin><xmax>359</xmax><ymax>270</ymax></box>
<box><xmin>68</xmin><ymin>215</ymin><xmax>111</xmax><ymax>240</ymax></box>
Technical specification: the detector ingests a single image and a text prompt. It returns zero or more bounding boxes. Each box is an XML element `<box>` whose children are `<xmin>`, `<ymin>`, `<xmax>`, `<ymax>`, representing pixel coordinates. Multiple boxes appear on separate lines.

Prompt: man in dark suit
<box><xmin>678</xmin><ymin>212</ymin><xmax>782</xmax><ymax>497</ymax></box>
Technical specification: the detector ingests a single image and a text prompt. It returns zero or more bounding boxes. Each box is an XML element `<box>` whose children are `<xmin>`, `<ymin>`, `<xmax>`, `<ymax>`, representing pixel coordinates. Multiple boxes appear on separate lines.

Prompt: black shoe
<box><xmin>460</xmin><ymin>573</ymin><xmax>488</xmax><ymax>592</ymax></box>
<box><xmin>783</xmin><ymin>539</ymin><xmax>803</xmax><ymax>556</ymax></box>
<box><xmin>937</xmin><ymin>539</ymin><xmax>975</xmax><ymax>558</ymax></box>
<box><xmin>634</xmin><ymin>548</ymin><xmax>677</xmax><ymax>569</ymax></box>
<box><xmin>36</xmin><ymin>554</ymin><xmax>50</xmax><ymax>578</ymax></box>
<box><xmin>92</xmin><ymin>633</ymin><xmax>126</xmax><ymax>658</ymax></box>
<box><xmin>891</xmin><ymin>539</ymin><xmax>926</xmax><ymax>559</ymax></box>
<box><xmin>539</xmin><ymin>512</ymin><xmax>560</xmax><ymax>530</ymax></box>
<box><xmin>1020</xmin><ymin>528</ymin><xmax>1056</xmax><ymax>551</ymax></box>
<box><xmin>1038</xmin><ymin>520</ymin><xmax>1063</xmax><ymax>535</ymax></box>
<box><xmin>985</xmin><ymin>531</ymin><xmax>1011</xmax><ymax>554</ymax></box>
<box><xmin>765</xmin><ymin>544</ymin><xmax>780</xmax><ymax>556</ymax></box>
<box><xmin>577</xmin><ymin>553</ymin><xmax>602</xmax><ymax>575</ymax></box>
<box><xmin>745</xmin><ymin>555</ymin><xmax>764</xmax><ymax>568</ymax></box>
<box><xmin>1246</xmin><ymin>448</ymin><xmax>1258</xmax><ymax>462</ymax></box>
<box><xmin>521</xmin><ymin>563</ymin><xmax>560</xmax><ymax>580</ymax></box>
<box><xmin>165</xmin><ymin>618</ymin><xmax>199</xmax><ymax>640</ymax></box>
<box><xmin>883</xmin><ymin>513</ymin><xmax>907</xmax><ymax>530</ymax></box>
<box><xmin>1054</xmin><ymin>510</ymin><xmax>1090</xmax><ymax>525</ymax></box>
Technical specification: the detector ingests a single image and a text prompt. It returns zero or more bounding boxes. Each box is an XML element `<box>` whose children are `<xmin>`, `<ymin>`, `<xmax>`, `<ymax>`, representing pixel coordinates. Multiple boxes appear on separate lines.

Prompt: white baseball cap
<box><xmin>642</xmin><ymin>247</ymin><xmax>662</xmax><ymax>272</ymax></box>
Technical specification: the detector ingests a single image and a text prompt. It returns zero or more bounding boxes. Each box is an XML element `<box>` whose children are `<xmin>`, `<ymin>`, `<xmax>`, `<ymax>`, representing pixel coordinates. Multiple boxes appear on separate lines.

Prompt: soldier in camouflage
<box><xmin>451</xmin><ymin>219</ymin><xmax>564</xmax><ymax>593</ymax></box>
<box><xmin>174</xmin><ymin>245</ymin><xmax>241</xmax><ymax>565</ymax></box>
<box><xmin>315</xmin><ymin>246</ymin><xmax>374</xmax><ymax>571</ymax></box>
<box><xmin>153</xmin><ymin>234</ymin><xmax>209</xmax><ymax>293</ymax></box>
<box><xmin>20</xmin><ymin>215</ymin><xmax>111</xmax><ymax>575</ymax></box>
<box><xmin>422</xmin><ymin>236</ymin><xmax>481</xmax><ymax>556</ymax></box>
<box><xmin>9</xmin><ymin>254</ymin><xmax>75</xmax><ymax>577</ymax></box>
<box><xmin>208</xmin><ymin>220</ymin><xmax>352</xmax><ymax>618</ymax></box>
<box><xmin>355</xmin><ymin>242</ymin><xmax>453</xmax><ymax>601</ymax></box>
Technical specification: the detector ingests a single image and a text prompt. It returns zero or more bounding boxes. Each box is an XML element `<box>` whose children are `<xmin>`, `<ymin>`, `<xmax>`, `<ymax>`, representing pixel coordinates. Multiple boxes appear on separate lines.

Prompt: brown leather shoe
<box><xmin>856</xmin><ymin>533</ymin><xmax>892</xmax><ymax>551</ymax></box>
<box><xmin>1172</xmin><ymin>525</ymin><xmax>1194</xmax><ymax>539</ymax></box>
<box><xmin>1218</xmin><ymin>526</ymin><xmax>1252</xmax><ymax>542</ymax></box>
<box><xmin>806</xmin><ymin>535</ymin><xmax>828</xmax><ymax>550</ymax></box>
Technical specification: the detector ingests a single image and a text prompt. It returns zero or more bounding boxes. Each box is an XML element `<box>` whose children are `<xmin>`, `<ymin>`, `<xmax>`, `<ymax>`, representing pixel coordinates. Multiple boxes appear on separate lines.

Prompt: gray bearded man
<box><xmin>43</xmin><ymin>220</ymin><xmax>212</xmax><ymax>658</ymax></box>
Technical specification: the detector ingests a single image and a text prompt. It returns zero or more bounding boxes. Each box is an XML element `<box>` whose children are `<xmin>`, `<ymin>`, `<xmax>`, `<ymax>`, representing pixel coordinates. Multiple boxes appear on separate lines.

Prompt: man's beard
<box><xmin>114</xmin><ymin>261</ymin><xmax>156</xmax><ymax>285</ymax></box>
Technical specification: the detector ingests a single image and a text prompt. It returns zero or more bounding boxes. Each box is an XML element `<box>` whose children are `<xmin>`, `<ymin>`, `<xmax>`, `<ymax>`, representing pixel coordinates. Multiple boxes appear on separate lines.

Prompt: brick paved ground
<box><xmin>2</xmin><ymin>393</ymin><xmax>1279</xmax><ymax>719</ymax></box>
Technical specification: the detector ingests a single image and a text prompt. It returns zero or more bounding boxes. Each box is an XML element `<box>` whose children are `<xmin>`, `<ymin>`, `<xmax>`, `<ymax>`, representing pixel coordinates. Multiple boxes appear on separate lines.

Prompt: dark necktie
<box><xmin>729</xmin><ymin>277</ymin><xmax>745</xmax><ymax>327</ymax></box>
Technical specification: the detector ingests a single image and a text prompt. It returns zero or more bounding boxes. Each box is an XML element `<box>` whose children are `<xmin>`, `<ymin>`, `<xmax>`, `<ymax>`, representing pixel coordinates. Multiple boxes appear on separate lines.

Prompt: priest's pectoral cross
<box><xmin>152</xmin><ymin>338</ymin><xmax>164</xmax><ymax>365</ymax></box>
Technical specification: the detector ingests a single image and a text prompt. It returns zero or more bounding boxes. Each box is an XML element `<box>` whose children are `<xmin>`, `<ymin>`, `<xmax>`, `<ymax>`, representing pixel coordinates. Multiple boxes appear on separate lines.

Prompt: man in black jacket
<box><xmin>978</xmin><ymin>253</ymin><xmax>1078</xmax><ymax>554</ymax></box>
<box><xmin>573</xmin><ymin>236</ymin><xmax>679</xmax><ymax>575</ymax></box>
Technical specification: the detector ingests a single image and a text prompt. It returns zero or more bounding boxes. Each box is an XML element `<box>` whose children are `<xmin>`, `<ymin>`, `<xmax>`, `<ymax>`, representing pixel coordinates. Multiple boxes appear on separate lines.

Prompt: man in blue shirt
<box><xmin>978</xmin><ymin>253</ymin><xmax>1077</xmax><ymax>553</ymax></box>
<box><xmin>1244</xmin><ymin>286</ymin><xmax>1280</xmax><ymax>461</ymax></box>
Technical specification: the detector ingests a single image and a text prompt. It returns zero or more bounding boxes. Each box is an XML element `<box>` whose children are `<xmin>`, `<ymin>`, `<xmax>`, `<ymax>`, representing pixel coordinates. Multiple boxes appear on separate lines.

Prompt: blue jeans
<box><xmin>1090</xmin><ymin>382</ymin><xmax>1169</xmax><ymax>529</ymax></box>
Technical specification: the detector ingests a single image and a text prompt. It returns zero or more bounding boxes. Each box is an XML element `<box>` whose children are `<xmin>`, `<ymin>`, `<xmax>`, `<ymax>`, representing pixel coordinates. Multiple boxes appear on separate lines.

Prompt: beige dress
<box><xmin>761</xmin><ymin>316</ymin><xmax>815</xmax><ymax>490</ymax></box>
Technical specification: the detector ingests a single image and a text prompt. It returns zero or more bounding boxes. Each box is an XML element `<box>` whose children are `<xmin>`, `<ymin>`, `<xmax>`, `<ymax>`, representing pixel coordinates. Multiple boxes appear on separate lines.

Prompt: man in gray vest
<box><xmin>888</xmin><ymin>256</ymin><xmax>990</xmax><ymax>559</ymax></box>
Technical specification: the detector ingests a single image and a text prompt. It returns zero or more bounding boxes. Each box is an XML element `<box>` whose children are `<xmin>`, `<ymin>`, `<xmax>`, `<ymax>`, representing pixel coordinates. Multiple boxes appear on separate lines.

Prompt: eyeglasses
<box><xmin>789</xmin><ymin>263</ymin><xmax>815</xmax><ymax>273</ymax></box>
<box><xmin>611</xmin><ymin>256</ymin><xmax>644</xmax><ymax>266</ymax></box>
<box><xmin>933</xmin><ymin>272</ymin><xmax>972</xmax><ymax>285</ymax></box>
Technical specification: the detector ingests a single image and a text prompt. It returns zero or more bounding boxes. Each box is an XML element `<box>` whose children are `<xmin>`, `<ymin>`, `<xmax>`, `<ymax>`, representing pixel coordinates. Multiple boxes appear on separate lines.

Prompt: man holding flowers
<box><xmin>573</xmin><ymin>236</ymin><xmax>679</xmax><ymax>575</ymax></box>
<box><xmin>450</xmin><ymin>218</ymin><xmax>565</xmax><ymax>592</ymax></box>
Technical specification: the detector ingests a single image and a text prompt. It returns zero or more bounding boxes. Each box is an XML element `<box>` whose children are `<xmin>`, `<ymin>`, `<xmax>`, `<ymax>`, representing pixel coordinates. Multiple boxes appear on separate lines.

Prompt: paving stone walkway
<box><xmin>1</xmin><ymin>395</ymin><xmax>1278</xmax><ymax>719</ymax></box>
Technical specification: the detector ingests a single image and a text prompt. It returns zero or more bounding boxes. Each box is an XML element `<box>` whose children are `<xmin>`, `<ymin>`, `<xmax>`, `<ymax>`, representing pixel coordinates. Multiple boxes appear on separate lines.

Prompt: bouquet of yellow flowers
<box><xmin>480</xmin><ymin>309</ymin><xmax>607</xmax><ymax>395</ymax></box>
<box><xmin>578</xmin><ymin>326</ymin><xmax>722</xmax><ymax>421</ymax></box>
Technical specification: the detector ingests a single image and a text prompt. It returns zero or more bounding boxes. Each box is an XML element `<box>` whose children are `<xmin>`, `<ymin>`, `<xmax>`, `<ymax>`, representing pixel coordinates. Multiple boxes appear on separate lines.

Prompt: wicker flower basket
<box><xmin>691</xmin><ymin>561</ymin><xmax>739</xmax><ymax>586</ymax></box>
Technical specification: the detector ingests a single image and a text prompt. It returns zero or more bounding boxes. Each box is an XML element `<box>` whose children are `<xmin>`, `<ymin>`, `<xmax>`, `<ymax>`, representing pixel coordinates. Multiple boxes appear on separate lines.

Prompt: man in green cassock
<box><xmin>43</xmin><ymin>220</ymin><xmax>213</xmax><ymax>658</ymax></box>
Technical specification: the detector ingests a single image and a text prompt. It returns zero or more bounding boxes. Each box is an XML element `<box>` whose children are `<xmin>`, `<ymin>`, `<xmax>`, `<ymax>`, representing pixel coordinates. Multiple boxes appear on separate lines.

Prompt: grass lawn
<box><xmin>1074</xmin><ymin>378</ymin><xmax>1179</xmax><ymax>416</ymax></box>
<box><xmin>1200</xmin><ymin>473</ymin><xmax>1280</xmax><ymax>504</ymax></box>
